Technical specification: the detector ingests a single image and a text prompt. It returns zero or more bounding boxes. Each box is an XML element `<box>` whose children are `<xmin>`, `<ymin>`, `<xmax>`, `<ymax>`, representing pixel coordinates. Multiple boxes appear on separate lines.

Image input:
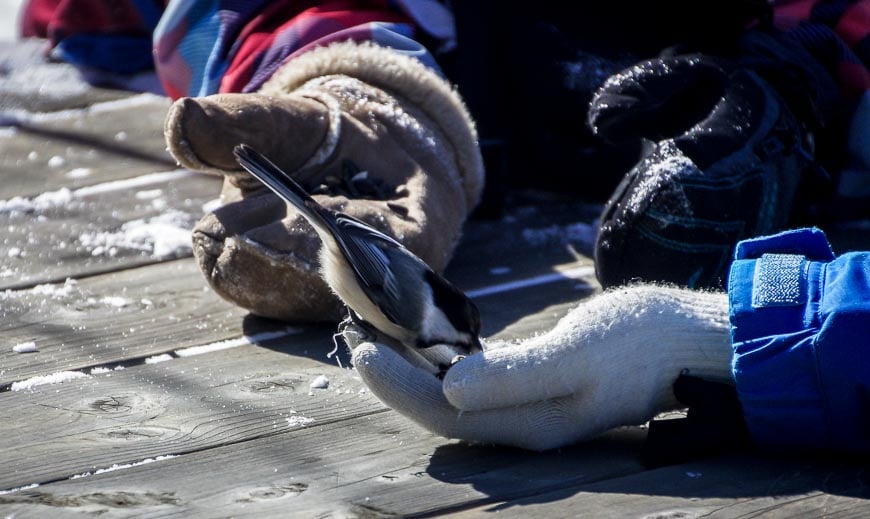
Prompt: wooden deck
<box><xmin>2</xmin><ymin>39</ymin><xmax>870</xmax><ymax>518</ymax></box>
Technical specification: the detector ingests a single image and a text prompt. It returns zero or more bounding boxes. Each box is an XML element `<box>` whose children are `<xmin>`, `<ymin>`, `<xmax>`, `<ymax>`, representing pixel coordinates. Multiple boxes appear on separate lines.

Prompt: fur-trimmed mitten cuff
<box><xmin>164</xmin><ymin>41</ymin><xmax>484</xmax><ymax>321</ymax></box>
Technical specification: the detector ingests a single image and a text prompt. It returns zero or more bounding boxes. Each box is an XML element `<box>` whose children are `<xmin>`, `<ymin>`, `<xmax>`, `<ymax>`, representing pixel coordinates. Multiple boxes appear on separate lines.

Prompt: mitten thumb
<box><xmin>164</xmin><ymin>93</ymin><xmax>331</xmax><ymax>194</ymax></box>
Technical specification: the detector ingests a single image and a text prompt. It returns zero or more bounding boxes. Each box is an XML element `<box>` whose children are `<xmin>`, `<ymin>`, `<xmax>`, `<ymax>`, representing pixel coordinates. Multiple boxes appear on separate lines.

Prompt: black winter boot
<box><xmin>589</xmin><ymin>54</ymin><xmax>816</xmax><ymax>289</ymax></box>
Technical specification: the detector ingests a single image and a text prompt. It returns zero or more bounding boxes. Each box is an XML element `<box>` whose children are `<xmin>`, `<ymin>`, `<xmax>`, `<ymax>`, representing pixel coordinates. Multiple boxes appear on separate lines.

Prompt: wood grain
<box><xmin>1</xmin><ymin>204</ymin><xmax>597</xmax><ymax>387</ymax></box>
<box><xmin>0</xmin><ymin>90</ymin><xmax>174</xmax><ymax>199</ymax></box>
<box><xmin>0</xmin><ymin>338</ymin><xmax>380</xmax><ymax>491</ymax></box>
<box><xmin>454</xmin><ymin>453</ymin><xmax>870</xmax><ymax>518</ymax></box>
<box><xmin>0</xmin><ymin>172</ymin><xmax>221</xmax><ymax>290</ymax></box>
<box><xmin>0</xmin><ymin>259</ymin><xmax>249</xmax><ymax>387</ymax></box>
<box><xmin>0</xmin><ymin>354</ymin><xmax>649</xmax><ymax>518</ymax></box>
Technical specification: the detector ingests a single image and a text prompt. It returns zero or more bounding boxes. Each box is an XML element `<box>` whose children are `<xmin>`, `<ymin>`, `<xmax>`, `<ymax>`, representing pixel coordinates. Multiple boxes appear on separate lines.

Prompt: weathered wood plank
<box><xmin>0</xmin><ymin>259</ymin><xmax>250</xmax><ymax>387</ymax></box>
<box><xmin>0</xmin><ymin>85</ymin><xmax>174</xmax><ymax>199</ymax></box>
<box><xmin>0</xmin><ymin>329</ymin><xmax>649</xmax><ymax>519</ymax></box>
<box><xmin>453</xmin><ymin>453</ymin><xmax>870</xmax><ymax>518</ymax></box>
<box><xmin>0</xmin><ymin>222</ymin><xmax>597</xmax><ymax>485</ymax></box>
<box><xmin>4</xmin><ymin>36</ymin><xmax>868</xmax><ymax>519</ymax></box>
<box><xmin>447</xmin><ymin>199</ymin><xmax>601</xmax><ymax>292</ymax></box>
<box><xmin>0</xmin><ymin>93</ymin><xmax>175</xmax><ymax>199</ymax></box>
<box><xmin>0</xmin><ymin>40</ymin><xmax>173</xmax><ymax>201</ymax></box>
<box><xmin>0</xmin><ymin>337</ymin><xmax>378</xmax><ymax>492</ymax></box>
<box><xmin>0</xmin><ymin>251</ymin><xmax>593</xmax><ymax>390</ymax></box>
<box><xmin>0</xmin><ymin>264</ymin><xmax>604</xmax><ymax>515</ymax></box>
<box><xmin>7</xmin><ymin>372</ymin><xmax>870</xmax><ymax>519</ymax></box>
<box><xmin>0</xmin><ymin>172</ymin><xmax>221</xmax><ymax>290</ymax></box>
<box><xmin>446</xmin><ymin>197</ymin><xmax>602</xmax><ymax>338</ymax></box>
<box><xmin>238</xmin><ymin>429</ymin><xmax>646</xmax><ymax>519</ymax></box>
<box><xmin>0</xmin><ymin>186</ymin><xmax>598</xmax><ymax>386</ymax></box>
<box><xmin>0</xmin><ymin>344</ymin><xmax>649</xmax><ymax>519</ymax></box>
<box><xmin>0</xmin><ymin>164</ymin><xmax>597</xmax><ymax>293</ymax></box>
<box><xmin>0</xmin><ymin>418</ymin><xmax>648</xmax><ymax>518</ymax></box>
<box><xmin>479</xmin><ymin>290</ymin><xmax>590</xmax><ymax>345</ymax></box>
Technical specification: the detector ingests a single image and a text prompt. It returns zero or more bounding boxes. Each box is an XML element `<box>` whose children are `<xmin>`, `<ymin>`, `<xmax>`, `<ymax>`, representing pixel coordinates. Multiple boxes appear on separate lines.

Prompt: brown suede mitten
<box><xmin>164</xmin><ymin>41</ymin><xmax>484</xmax><ymax>322</ymax></box>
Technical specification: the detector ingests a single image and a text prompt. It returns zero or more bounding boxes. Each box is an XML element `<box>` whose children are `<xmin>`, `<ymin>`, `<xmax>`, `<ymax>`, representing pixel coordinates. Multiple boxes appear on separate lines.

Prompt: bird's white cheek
<box><xmin>421</xmin><ymin>302</ymin><xmax>467</xmax><ymax>345</ymax></box>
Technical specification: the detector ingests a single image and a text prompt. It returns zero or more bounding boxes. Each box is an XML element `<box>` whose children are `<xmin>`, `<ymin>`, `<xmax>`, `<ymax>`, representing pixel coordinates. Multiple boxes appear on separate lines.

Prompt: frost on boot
<box><xmin>590</xmin><ymin>55</ymin><xmax>814</xmax><ymax>290</ymax></box>
<box><xmin>165</xmin><ymin>41</ymin><xmax>483</xmax><ymax>321</ymax></box>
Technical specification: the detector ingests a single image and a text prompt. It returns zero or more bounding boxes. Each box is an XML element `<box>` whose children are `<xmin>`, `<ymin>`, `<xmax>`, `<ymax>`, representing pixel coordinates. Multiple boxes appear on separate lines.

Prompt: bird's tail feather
<box><xmin>233</xmin><ymin>144</ymin><xmax>330</xmax><ymax>232</ymax></box>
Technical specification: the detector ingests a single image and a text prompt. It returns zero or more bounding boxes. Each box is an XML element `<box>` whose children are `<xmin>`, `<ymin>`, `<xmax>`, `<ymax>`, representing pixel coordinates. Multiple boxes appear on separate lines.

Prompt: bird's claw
<box><xmin>335</xmin><ymin>312</ymin><xmax>377</xmax><ymax>350</ymax></box>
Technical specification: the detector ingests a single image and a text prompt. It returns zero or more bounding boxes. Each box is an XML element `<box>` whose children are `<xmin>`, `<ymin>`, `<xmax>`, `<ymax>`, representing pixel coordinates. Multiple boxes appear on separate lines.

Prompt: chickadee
<box><xmin>233</xmin><ymin>144</ymin><xmax>483</xmax><ymax>377</ymax></box>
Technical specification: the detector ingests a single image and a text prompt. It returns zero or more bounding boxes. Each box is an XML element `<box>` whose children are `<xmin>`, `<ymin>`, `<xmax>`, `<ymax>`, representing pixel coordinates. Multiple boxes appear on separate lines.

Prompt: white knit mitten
<box><xmin>350</xmin><ymin>284</ymin><xmax>732</xmax><ymax>450</ymax></box>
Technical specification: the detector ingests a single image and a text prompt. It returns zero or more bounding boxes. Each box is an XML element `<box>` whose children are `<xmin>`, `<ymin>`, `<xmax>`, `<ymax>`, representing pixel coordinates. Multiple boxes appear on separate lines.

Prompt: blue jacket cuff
<box><xmin>728</xmin><ymin>227</ymin><xmax>870</xmax><ymax>452</ymax></box>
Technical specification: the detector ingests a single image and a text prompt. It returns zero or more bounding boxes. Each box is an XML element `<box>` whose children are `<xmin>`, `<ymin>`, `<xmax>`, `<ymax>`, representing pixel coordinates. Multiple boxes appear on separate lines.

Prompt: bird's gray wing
<box><xmin>331</xmin><ymin>214</ymin><xmax>409</xmax><ymax>321</ymax></box>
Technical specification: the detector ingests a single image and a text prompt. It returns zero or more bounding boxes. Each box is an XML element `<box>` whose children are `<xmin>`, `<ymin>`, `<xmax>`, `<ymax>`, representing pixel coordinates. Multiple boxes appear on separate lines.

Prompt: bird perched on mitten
<box><xmin>164</xmin><ymin>41</ymin><xmax>484</xmax><ymax>322</ymax></box>
<box><xmin>234</xmin><ymin>144</ymin><xmax>483</xmax><ymax>377</ymax></box>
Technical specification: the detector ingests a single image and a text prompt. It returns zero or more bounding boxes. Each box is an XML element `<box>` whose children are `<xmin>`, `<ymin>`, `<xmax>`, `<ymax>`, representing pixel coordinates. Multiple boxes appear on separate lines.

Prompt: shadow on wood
<box><xmin>459</xmin><ymin>451</ymin><xmax>870</xmax><ymax>517</ymax></box>
<box><xmin>241</xmin><ymin>313</ymin><xmax>353</xmax><ymax>368</ymax></box>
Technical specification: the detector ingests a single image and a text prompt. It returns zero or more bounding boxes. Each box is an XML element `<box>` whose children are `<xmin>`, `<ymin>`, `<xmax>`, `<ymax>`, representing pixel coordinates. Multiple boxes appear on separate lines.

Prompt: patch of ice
<box><xmin>0</xmin><ymin>187</ymin><xmax>74</xmax><ymax>215</ymax></box>
<box><xmin>144</xmin><ymin>353</ymin><xmax>173</xmax><ymax>364</ymax></box>
<box><xmin>29</xmin><ymin>278</ymin><xmax>79</xmax><ymax>299</ymax></box>
<box><xmin>47</xmin><ymin>155</ymin><xmax>66</xmax><ymax>168</ymax></box>
<box><xmin>0</xmin><ymin>63</ymin><xmax>91</xmax><ymax>103</ymax></box>
<box><xmin>79</xmin><ymin>210</ymin><xmax>195</xmax><ymax>258</ymax></box>
<box><xmin>309</xmin><ymin>375</ymin><xmax>330</xmax><ymax>389</ymax></box>
<box><xmin>0</xmin><ymin>169</ymin><xmax>194</xmax><ymax>218</ymax></box>
<box><xmin>65</xmin><ymin>167</ymin><xmax>92</xmax><ymax>179</ymax></box>
<box><xmin>84</xmin><ymin>94</ymin><xmax>167</xmax><ymax>115</ymax></box>
<box><xmin>91</xmin><ymin>365</ymin><xmax>125</xmax><ymax>374</ymax></box>
<box><xmin>73</xmin><ymin>169</ymin><xmax>192</xmax><ymax>197</ymax></box>
<box><xmin>101</xmin><ymin>296</ymin><xmax>131</xmax><ymax>308</ymax></box>
<box><xmin>4</xmin><ymin>93</ymin><xmax>167</xmax><ymax>124</ymax></box>
<box><xmin>11</xmin><ymin>370</ymin><xmax>90</xmax><ymax>391</ymax></box>
<box><xmin>135</xmin><ymin>189</ymin><xmax>163</xmax><ymax>200</ymax></box>
<box><xmin>69</xmin><ymin>455</ymin><xmax>178</xmax><ymax>480</ymax></box>
<box><xmin>286</xmin><ymin>415</ymin><xmax>315</xmax><ymax>428</ymax></box>
<box><xmin>12</xmin><ymin>341</ymin><xmax>37</xmax><ymax>353</ymax></box>
<box><xmin>0</xmin><ymin>483</ymin><xmax>40</xmax><ymax>495</ymax></box>
<box><xmin>174</xmin><ymin>328</ymin><xmax>300</xmax><ymax>358</ymax></box>
<box><xmin>466</xmin><ymin>265</ymin><xmax>595</xmax><ymax>298</ymax></box>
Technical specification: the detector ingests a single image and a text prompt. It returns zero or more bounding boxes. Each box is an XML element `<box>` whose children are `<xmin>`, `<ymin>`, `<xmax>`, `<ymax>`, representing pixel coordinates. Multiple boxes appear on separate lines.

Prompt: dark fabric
<box><xmin>643</xmin><ymin>374</ymin><xmax>751</xmax><ymax>468</ymax></box>
<box><xmin>590</xmin><ymin>55</ymin><xmax>814</xmax><ymax>289</ymax></box>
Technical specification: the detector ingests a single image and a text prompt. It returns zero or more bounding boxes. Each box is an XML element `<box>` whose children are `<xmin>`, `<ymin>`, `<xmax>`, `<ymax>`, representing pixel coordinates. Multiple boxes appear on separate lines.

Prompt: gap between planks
<box><xmin>1</xmin><ymin>259</ymin><xmax>596</xmax><ymax>392</ymax></box>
